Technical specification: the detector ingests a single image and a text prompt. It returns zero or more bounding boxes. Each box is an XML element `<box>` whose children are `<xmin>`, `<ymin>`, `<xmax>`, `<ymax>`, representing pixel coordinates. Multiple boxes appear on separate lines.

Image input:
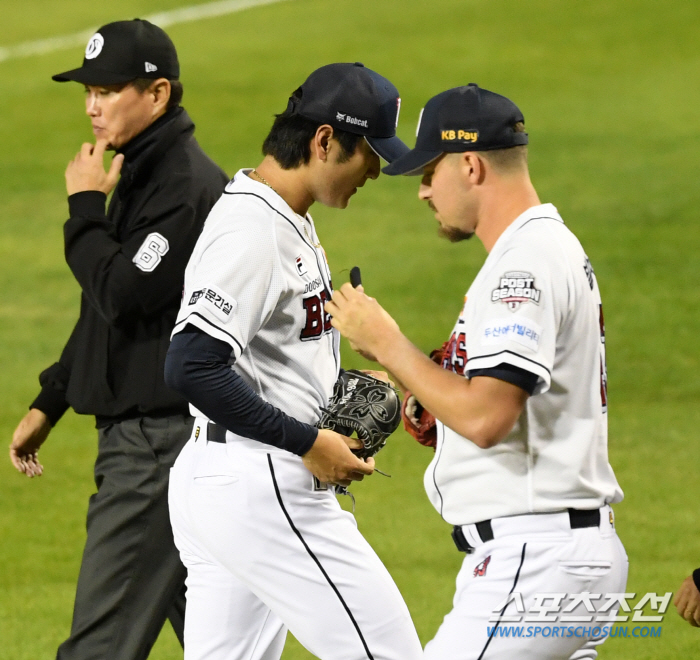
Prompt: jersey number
<box><xmin>133</xmin><ymin>232</ymin><xmax>169</xmax><ymax>272</ymax></box>
<box><xmin>443</xmin><ymin>331</ymin><xmax>468</xmax><ymax>375</ymax></box>
<box><xmin>300</xmin><ymin>291</ymin><xmax>332</xmax><ymax>340</ymax></box>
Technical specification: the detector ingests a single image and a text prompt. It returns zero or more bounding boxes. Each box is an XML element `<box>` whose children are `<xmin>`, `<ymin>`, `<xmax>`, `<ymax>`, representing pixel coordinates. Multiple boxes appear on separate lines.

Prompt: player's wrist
<box><xmin>297</xmin><ymin>426</ymin><xmax>319</xmax><ymax>456</ymax></box>
<box><xmin>372</xmin><ymin>327</ymin><xmax>410</xmax><ymax>372</ymax></box>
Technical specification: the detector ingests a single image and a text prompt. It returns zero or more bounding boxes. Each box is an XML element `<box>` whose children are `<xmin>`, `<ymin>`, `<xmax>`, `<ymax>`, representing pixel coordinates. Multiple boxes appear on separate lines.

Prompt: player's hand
<box><xmin>325</xmin><ymin>283</ymin><xmax>401</xmax><ymax>363</ymax></box>
<box><xmin>10</xmin><ymin>408</ymin><xmax>51</xmax><ymax>478</ymax></box>
<box><xmin>65</xmin><ymin>140</ymin><xmax>124</xmax><ymax>196</ymax></box>
<box><xmin>674</xmin><ymin>575</ymin><xmax>700</xmax><ymax>627</ymax></box>
<box><xmin>302</xmin><ymin>429</ymin><xmax>375</xmax><ymax>487</ymax></box>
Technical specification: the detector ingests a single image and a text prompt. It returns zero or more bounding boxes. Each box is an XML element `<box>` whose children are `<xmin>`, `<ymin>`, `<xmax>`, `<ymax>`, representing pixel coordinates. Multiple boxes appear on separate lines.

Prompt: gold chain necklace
<box><xmin>250</xmin><ymin>169</ymin><xmax>321</xmax><ymax>248</ymax></box>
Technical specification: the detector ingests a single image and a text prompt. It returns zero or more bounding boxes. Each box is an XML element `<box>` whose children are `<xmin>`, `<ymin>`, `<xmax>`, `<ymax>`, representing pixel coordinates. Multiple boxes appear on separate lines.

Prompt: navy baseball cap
<box><xmin>290</xmin><ymin>62</ymin><xmax>408</xmax><ymax>163</ymax></box>
<box><xmin>52</xmin><ymin>19</ymin><xmax>179</xmax><ymax>85</ymax></box>
<box><xmin>383</xmin><ymin>83</ymin><xmax>528</xmax><ymax>176</ymax></box>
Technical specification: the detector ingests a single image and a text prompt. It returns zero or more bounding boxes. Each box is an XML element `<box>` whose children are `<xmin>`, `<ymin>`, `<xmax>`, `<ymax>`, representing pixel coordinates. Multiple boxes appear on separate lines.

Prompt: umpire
<box><xmin>9</xmin><ymin>19</ymin><xmax>228</xmax><ymax>659</ymax></box>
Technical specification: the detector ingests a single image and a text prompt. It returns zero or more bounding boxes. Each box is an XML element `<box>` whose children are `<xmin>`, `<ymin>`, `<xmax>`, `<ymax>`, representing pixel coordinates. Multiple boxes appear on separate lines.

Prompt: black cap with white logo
<box><xmin>52</xmin><ymin>19</ymin><xmax>179</xmax><ymax>85</ymax></box>
<box><xmin>383</xmin><ymin>84</ymin><xmax>528</xmax><ymax>176</ymax></box>
<box><xmin>290</xmin><ymin>62</ymin><xmax>408</xmax><ymax>163</ymax></box>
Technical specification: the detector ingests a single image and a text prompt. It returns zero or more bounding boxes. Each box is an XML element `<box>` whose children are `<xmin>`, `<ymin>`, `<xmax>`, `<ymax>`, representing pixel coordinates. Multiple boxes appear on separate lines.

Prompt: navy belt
<box><xmin>207</xmin><ymin>421</ymin><xmax>227</xmax><ymax>443</ymax></box>
<box><xmin>452</xmin><ymin>508</ymin><xmax>601</xmax><ymax>554</ymax></box>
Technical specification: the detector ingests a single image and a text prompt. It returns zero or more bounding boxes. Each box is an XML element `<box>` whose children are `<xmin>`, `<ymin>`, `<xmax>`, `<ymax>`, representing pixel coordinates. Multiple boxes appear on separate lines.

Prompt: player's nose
<box><xmin>418</xmin><ymin>181</ymin><xmax>432</xmax><ymax>200</ymax></box>
<box><xmin>365</xmin><ymin>152</ymin><xmax>381</xmax><ymax>180</ymax></box>
<box><xmin>85</xmin><ymin>95</ymin><xmax>99</xmax><ymax>116</ymax></box>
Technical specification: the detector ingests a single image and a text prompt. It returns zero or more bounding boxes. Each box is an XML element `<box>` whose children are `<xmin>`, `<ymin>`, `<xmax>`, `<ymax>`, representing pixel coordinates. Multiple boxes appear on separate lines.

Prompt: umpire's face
<box><xmin>84</xmin><ymin>81</ymin><xmax>168</xmax><ymax>149</ymax></box>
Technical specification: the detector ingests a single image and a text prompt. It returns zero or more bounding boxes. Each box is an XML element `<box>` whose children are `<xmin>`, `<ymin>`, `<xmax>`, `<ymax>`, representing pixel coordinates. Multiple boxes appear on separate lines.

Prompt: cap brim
<box><xmin>52</xmin><ymin>67</ymin><xmax>136</xmax><ymax>85</ymax></box>
<box><xmin>381</xmin><ymin>148</ymin><xmax>444</xmax><ymax>176</ymax></box>
<box><xmin>365</xmin><ymin>135</ymin><xmax>410</xmax><ymax>164</ymax></box>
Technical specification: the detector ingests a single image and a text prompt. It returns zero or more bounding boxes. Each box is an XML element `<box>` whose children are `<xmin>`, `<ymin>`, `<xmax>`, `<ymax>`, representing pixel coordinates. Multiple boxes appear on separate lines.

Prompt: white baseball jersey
<box><xmin>168</xmin><ymin>169</ymin><xmax>423</xmax><ymax>660</ymax></box>
<box><xmin>172</xmin><ymin>169</ymin><xmax>340</xmax><ymax>429</ymax></box>
<box><xmin>425</xmin><ymin>203</ymin><xmax>624</xmax><ymax>524</ymax></box>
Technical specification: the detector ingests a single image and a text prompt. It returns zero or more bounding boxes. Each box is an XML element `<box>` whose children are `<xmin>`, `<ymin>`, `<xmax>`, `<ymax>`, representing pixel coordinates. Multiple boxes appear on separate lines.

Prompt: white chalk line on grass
<box><xmin>0</xmin><ymin>0</ymin><xmax>292</xmax><ymax>63</ymax></box>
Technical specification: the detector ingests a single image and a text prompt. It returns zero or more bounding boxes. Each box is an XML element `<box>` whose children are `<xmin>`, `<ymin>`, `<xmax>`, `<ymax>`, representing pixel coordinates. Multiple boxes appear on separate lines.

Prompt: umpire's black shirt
<box><xmin>31</xmin><ymin>106</ymin><xmax>228</xmax><ymax>426</ymax></box>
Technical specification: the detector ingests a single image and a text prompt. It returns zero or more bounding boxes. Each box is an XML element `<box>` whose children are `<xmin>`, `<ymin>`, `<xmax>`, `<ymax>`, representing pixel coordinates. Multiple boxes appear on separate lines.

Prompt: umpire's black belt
<box><xmin>452</xmin><ymin>508</ymin><xmax>601</xmax><ymax>554</ymax></box>
<box><xmin>207</xmin><ymin>421</ymin><xmax>227</xmax><ymax>443</ymax></box>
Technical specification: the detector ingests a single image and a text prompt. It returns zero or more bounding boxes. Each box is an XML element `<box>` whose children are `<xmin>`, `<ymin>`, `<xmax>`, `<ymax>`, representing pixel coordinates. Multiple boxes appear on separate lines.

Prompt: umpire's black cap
<box><xmin>383</xmin><ymin>84</ymin><xmax>528</xmax><ymax>176</ymax></box>
<box><xmin>289</xmin><ymin>62</ymin><xmax>408</xmax><ymax>163</ymax></box>
<box><xmin>52</xmin><ymin>19</ymin><xmax>179</xmax><ymax>85</ymax></box>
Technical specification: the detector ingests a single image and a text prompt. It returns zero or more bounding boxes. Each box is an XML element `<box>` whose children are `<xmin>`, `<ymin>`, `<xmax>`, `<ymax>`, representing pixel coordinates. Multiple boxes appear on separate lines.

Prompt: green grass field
<box><xmin>1</xmin><ymin>0</ymin><xmax>699</xmax><ymax>657</ymax></box>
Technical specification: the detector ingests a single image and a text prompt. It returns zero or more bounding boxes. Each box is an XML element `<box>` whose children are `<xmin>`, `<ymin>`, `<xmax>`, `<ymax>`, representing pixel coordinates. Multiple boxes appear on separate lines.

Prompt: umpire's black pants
<box><xmin>56</xmin><ymin>414</ymin><xmax>193</xmax><ymax>660</ymax></box>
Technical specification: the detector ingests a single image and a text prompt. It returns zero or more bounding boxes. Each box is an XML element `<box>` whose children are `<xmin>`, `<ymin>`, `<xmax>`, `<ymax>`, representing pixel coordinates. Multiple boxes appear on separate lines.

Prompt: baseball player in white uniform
<box><xmin>326</xmin><ymin>84</ymin><xmax>628</xmax><ymax>659</ymax></box>
<box><xmin>164</xmin><ymin>63</ymin><xmax>423</xmax><ymax>660</ymax></box>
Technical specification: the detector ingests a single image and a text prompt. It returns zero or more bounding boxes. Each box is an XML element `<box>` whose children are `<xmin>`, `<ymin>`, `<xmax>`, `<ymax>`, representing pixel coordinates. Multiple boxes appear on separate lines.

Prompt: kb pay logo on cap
<box><xmin>441</xmin><ymin>129</ymin><xmax>479</xmax><ymax>143</ymax></box>
<box><xmin>85</xmin><ymin>33</ymin><xmax>104</xmax><ymax>60</ymax></box>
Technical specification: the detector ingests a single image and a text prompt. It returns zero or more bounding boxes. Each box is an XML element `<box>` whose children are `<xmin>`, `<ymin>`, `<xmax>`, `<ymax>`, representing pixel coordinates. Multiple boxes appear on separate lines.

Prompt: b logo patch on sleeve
<box><xmin>133</xmin><ymin>232</ymin><xmax>169</xmax><ymax>272</ymax></box>
<box><xmin>187</xmin><ymin>284</ymin><xmax>236</xmax><ymax>323</ymax></box>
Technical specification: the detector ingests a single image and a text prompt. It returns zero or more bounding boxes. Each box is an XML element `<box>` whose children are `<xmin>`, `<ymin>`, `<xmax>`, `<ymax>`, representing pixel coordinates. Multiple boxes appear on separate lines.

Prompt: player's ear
<box><xmin>462</xmin><ymin>152</ymin><xmax>484</xmax><ymax>185</ymax></box>
<box><xmin>311</xmin><ymin>125</ymin><xmax>333</xmax><ymax>163</ymax></box>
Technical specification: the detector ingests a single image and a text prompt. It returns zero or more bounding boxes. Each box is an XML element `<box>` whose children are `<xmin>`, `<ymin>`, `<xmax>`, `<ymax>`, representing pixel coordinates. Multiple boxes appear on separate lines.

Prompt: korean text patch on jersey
<box><xmin>491</xmin><ymin>271</ymin><xmax>541</xmax><ymax>311</ymax></box>
<box><xmin>187</xmin><ymin>284</ymin><xmax>237</xmax><ymax>324</ymax></box>
<box><xmin>481</xmin><ymin>317</ymin><xmax>542</xmax><ymax>352</ymax></box>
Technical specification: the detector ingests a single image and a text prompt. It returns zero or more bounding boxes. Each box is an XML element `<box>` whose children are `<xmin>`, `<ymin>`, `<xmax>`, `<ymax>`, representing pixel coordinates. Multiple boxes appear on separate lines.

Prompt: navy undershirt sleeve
<box><xmin>164</xmin><ymin>325</ymin><xmax>318</xmax><ymax>455</ymax></box>
<box><xmin>467</xmin><ymin>362</ymin><xmax>538</xmax><ymax>396</ymax></box>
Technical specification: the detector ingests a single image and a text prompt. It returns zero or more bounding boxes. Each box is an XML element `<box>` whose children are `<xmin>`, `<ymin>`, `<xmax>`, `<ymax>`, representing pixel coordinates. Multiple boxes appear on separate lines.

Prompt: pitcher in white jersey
<box><xmin>163</xmin><ymin>63</ymin><xmax>423</xmax><ymax>660</ymax></box>
<box><xmin>327</xmin><ymin>84</ymin><xmax>628</xmax><ymax>659</ymax></box>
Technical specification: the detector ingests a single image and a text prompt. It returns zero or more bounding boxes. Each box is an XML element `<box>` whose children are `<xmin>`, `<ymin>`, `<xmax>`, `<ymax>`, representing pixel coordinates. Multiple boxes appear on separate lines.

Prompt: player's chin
<box><xmin>438</xmin><ymin>224</ymin><xmax>475</xmax><ymax>243</ymax></box>
<box><xmin>332</xmin><ymin>188</ymin><xmax>358</xmax><ymax>209</ymax></box>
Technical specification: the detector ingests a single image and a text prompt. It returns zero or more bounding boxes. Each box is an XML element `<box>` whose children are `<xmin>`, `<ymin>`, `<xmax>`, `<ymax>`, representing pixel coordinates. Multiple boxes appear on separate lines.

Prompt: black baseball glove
<box><xmin>317</xmin><ymin>370</ymin><xmax>401</xmax><ymax>459</ymax></box>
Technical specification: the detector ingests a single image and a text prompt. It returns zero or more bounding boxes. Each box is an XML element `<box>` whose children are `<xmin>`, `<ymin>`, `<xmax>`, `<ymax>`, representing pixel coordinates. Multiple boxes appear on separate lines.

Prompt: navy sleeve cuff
<box><xmin>692</xmin><ymin>568</ymin><xmax>700</xmax><ymax>592</ymax></box>
<box><xmin>68</xmin><ymin>191</ymin><xmax>107</xmax><ymax>218</ymax></box>
<box><xmin>468</xmin><ymin>362</ymin><xmax>538</xmax><ymax>396</ymax></box>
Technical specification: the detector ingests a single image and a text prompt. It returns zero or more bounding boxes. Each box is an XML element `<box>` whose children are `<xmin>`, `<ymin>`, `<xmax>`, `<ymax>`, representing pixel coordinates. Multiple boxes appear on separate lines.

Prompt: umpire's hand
<box><xmin>9</xmin><ymin>408</ymin><xmax>50</xmax><ymax>478</ymax></box>
<box><xmin>674</xmin><ymin>575</ymin><xmax>700</xmax><ymax>627</ymax></box>
<box><xmin>302</xmin><ymin>429</ymin><xmax>374</xmax><ymax>487</ymax></box>
<box><xmin>65</xmin><ymin>139</ymin><xmax>124</xmax><ymax>196</ymax></box>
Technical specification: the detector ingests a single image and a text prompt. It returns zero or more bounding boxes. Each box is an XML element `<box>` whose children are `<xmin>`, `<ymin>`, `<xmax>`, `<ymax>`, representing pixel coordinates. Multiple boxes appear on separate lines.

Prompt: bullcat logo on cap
<box><xmin>441</xmin><ymin>129</ymin><xmax>479</xmax><ymax>143</ymax></box>
<box><xmin>85</xmin><ymin>33</ymin><xmax>104</xmax><ymax>60</ymax></box>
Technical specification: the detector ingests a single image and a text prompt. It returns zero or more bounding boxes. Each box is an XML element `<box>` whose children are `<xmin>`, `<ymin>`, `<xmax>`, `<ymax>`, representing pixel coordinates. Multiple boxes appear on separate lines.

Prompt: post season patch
<box><xmin>491</xmin><ymin>271</ymin><xmax>541</xmax><ymax>311</ymax></box>
<box><xmin>481</xmin><ymin>316</ymin><xmax>542</xmax><ymax>352</ymax></box>
<box><xmin>188</xmin><ymin>284</ymin><xmax>236</xmax><ymax>323</ymax></box>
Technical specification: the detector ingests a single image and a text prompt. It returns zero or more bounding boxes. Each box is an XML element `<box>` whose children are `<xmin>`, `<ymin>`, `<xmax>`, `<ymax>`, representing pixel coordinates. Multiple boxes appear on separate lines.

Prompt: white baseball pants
<box><xmin>424</xmin><ymin>506</ymin><xmax>628</xmax><ymax>660</ymax></box>
<box><xmin>168</xmin><ymin>423</ymin><xmax>423</xmax><ymax>660</ymax></box>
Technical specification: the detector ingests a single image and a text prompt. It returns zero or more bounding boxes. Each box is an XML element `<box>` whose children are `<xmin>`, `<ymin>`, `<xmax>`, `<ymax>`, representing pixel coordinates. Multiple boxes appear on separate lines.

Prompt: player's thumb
<box><xmin>355</xmin><ymin>455</ymin><xmax>374</xmax><ymax>474</ymax></box>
